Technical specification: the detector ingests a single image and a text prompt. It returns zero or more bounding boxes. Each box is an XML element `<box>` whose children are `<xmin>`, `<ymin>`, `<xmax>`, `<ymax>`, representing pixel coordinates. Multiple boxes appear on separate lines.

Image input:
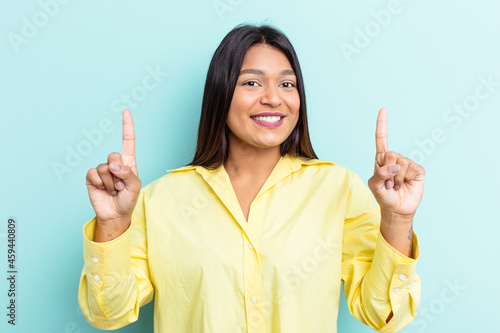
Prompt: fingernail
<box><xmin>115</xmin><ymin>181</ymin><xmax>124</xmax><ymax>191</ymax></box>
<box><xmin>111</xmin><ymin>190</ymin><xmax>118</xmax><ymax>196</ymax></box>
<box><xmin>385</xmin><ymin>179</ymin><xmax>393</xmax><ymax>189</ymax></box>
<box><xmin>394</xmin><ymin>184</ymin><xmax>400</xmax><ymax>190</ymax></box>
<box><xmin>110</xmin><ymin>163</ymin><xmax>120</xmax><ymax>172</ymax></box>
<box><xmin>389</xmin><ymin>165</ymin><xmax>400</xmax><ymax>174</ymax></box>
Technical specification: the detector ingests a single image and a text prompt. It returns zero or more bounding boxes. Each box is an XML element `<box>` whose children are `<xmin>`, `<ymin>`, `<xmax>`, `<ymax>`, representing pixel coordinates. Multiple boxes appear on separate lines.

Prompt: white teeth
<box><xmin>252</xmin><ymin>116</ymin><xmax>282</xmax><ymax>123</ymax></box>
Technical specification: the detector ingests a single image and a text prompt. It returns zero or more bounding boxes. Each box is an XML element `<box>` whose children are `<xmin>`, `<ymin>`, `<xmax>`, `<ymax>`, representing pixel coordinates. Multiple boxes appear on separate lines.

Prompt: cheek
<box><xmin>226</xmin><ymin>106</ymin><xmax>249</xmax><ymax>133</ymax></box>
<box><xmin>285</xmin><ymin>92</ymin><xmax>300</xmax><ymax>109</ymax></box>
<box><xmin>287</xmin><ymin>96</ymin><xmax>300</xmax><ymax>120</ymax></box>
<box><xmin>230</xmin><ymin>90</ymin><xmax>255</xmax><ymax>112</ymax></box>
<box><xmin>227</xmin><ymin>99</ymin><xmax>246</xmax><ymax>123</ymax></box>
<box><xmin>226</xmin><ymin>112</ymin><xmax>240</xmax><ymax>133</ymax></box>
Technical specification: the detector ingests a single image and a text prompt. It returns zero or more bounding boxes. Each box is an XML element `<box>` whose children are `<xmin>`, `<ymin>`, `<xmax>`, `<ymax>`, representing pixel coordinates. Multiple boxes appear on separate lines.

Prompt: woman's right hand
<box><xmin>85</xmin><ymin>109</ymin><xmax>142</xmax><ymax>241</ymax></box>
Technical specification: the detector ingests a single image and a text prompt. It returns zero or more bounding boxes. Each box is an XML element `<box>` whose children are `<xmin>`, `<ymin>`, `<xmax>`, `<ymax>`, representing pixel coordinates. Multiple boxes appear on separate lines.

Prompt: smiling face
<box><xmin>226</xmin><ymin>44</ymin><xmax>300</xmax><ymax>153</ymax></box>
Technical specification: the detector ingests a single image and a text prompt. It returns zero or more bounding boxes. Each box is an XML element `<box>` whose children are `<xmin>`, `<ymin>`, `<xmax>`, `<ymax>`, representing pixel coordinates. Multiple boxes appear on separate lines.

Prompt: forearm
<box><xmin>79</xmin><ymin>217</ymin><xmax>153</xmax><ymax>329</ymax></box>
<box><xmin>379</xmin><ymin>211</ymin><xmax>414</xmax><ymax>258</ymax></box>
<box><xmin>342</xmin><ymin>208</ymin><xmax>420</xmax><ymax>331</ymax></box>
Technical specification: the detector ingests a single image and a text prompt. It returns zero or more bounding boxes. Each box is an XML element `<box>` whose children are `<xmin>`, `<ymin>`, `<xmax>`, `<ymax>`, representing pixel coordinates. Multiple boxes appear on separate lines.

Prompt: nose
<box><xmin>260</xmin><ymin>85</ymin><xmax>282</xmax><ymax>107</ymax></box>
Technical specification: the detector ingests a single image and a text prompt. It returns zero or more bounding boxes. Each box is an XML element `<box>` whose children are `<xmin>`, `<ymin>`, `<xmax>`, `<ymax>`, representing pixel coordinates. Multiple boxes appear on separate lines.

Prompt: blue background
<box><xmin>1</xmin><ymin>0</ymin><xmax>499</xmax><ymax>332</ymax></box>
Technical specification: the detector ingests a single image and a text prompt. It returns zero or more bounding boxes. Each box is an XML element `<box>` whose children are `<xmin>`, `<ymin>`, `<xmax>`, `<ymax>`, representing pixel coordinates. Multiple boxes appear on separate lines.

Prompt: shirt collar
<box><xmin>166</xmin><ymin>154</ymin><xmax>335</xmax><ymax>175</ymax></box>
<box><xmin>166</xmin><ymin>154</ymin><xmax>335</xmax><ymax>239</ymax></box>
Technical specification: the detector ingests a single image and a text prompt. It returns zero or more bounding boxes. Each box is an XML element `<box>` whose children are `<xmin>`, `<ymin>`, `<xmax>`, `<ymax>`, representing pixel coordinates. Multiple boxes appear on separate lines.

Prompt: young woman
<box><xmin>79</xmin><ymin>24</ymin><xmax>424</xmax><ymax>332</ymax></box>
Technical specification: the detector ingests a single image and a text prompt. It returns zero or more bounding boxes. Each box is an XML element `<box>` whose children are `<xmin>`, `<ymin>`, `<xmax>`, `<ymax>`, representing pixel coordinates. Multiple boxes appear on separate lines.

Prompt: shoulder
<box><xmin>139</xmin><ymin>164</ymin><xmax>201</xmax><ymax>197</ymax></box>
<box><xmin>284</xmin><ymin>155</ymin><xmax>364</xmax><ymax>190</ymax></box>
<box><xmin>287</xmin><ymin>154</ymin><xmax>353</xmax><ymax>176</ymax></box>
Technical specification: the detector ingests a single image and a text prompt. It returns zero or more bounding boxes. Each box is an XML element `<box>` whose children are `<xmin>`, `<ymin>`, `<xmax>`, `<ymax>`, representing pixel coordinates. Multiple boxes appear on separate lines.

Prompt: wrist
<box><xmin>95</xmin><ymin>217</ymin><xmax>131</xmax><ymax>242</ymax></box>
<box><xmin>380</xmin><ymin>209</ymin><xmax>414</xmax><ymax>226</ymax></box>
<box><xmin>379</xmin><ymin>213</ymin><xmax>414</xmax><ymax>258</ymax></box>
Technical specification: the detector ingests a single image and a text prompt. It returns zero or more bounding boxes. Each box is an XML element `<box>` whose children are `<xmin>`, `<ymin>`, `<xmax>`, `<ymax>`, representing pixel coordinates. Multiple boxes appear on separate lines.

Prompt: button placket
<box><xmin>242</xmin><ymin>235</ymin><xmax>265</xmax><ymax>332</ymax></box>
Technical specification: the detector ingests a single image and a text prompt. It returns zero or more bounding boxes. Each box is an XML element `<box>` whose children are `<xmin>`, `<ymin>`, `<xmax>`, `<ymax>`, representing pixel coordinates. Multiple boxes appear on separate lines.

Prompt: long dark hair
<box><xmin>189</xmin><ymin>23</ymin><xmax>318</xmax><ymax>169</ymax></box>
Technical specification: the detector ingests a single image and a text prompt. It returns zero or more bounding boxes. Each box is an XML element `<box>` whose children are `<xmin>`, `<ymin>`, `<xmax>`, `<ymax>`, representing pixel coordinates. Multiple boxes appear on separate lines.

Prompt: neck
<box><xmin>224</xmin><ymin>136</ymin><xmax>282</xmax><ymax>179</ymax></box>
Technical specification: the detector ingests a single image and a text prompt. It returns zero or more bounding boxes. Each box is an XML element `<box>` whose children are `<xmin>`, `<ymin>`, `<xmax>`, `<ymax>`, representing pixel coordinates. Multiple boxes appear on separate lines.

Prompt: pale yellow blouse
<box><xmin>78</xmin><ymin>153</ymin><xmax>420</xmax><ymax>332</ymax></box>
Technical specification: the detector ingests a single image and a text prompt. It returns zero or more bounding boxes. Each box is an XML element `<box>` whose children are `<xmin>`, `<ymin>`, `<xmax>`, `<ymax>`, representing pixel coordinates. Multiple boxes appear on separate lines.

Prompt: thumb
<box><xmin>369</xmin><ymin>164</ymin><xmax>400</xmax><ymax>190</ymax></box>
<box><xmin>109</xmin><ymin>163</ymin><xmax>141</xmax><ymax>190</ymax></box>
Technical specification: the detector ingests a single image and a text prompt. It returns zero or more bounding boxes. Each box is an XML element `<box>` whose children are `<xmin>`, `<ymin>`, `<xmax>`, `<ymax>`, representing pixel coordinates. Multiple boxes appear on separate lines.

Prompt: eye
<box><xmin>281</xmin><ymin>82</ymin><xmax>296</xmax><ymax>88</ymax></box>
<box><xmin>242</xmin><ymin>81</ymin><xmax>259</xmax><ymax>87</ymax></box>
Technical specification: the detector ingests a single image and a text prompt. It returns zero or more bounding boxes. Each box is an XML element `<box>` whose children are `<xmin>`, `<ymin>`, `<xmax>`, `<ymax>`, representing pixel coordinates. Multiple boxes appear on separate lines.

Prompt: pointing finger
<box><xmin>122</xmin><ymin>109</ymin><xmax>136</xmax><ymax>162</ymax></box>
<box><xmin>376</xmin><ymin>108</ymin><xmax>388</xmax><ymax>155</ymax></box>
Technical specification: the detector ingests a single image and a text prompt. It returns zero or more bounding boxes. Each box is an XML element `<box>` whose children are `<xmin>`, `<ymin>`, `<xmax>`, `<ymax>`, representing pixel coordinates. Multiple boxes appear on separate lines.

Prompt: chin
<box><xmin>258</xmin><ymin>134</ymin><xmax>287</xmax><ymax>145</ymax></box>
<box><xmin>254</xmin><ymin>140</ymin><xmax>284</xmax><ymax>149</ymax></box>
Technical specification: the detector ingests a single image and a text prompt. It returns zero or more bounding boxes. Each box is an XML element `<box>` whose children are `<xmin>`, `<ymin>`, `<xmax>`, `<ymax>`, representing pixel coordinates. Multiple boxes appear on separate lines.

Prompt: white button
<box><xmin>248</xmin><ymin>244</ymin><xmax>254</xmax><ymax>249</ymax></box>
<box><xmin>94</xmin><ymin>275</ymin><xmax>100</xmax><ymax>282</ymax></box>
<box><xmin>92</xmin><ymin>257</ymin><xmax>99</xmax><ymax>263</ymax></box>
<box><xmin>250</xmin><ymin>296</ymin><xmax>257</xmax><ymax>303</ymax></box>
<box><xmin>399</xmin><ymin>274</ymin><xmax>406</xmax><ymax>280</ymax></box>
<box><xmin>394</xmin><ymin>288</ymin><xmax>400</xmax><ymax>293</ymax></box>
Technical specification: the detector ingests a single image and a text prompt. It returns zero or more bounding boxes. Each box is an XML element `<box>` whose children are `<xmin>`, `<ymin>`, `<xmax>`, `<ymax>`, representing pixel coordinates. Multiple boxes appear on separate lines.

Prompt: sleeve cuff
<box><xmin>368</xmin><ymin>229</ymin><xmax>420</xmax><ymax>298</ymax></box>
<box><xmin>82</xmin><ymin>216</ymin><xmax>132</xmax><ymax>288</ymax></box>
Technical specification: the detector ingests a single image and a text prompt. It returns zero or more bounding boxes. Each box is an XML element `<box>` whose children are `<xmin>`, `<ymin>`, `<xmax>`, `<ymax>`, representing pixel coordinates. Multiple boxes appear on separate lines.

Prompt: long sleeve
<box><xmin>78</xmin><ymin>190</ymin><xmax>154</xmax><ymax>330</ymax></box>
<box><xmin>341</xmin><ymin>171</ymin><xmax>421</xmax><ymax>332</ymax></box>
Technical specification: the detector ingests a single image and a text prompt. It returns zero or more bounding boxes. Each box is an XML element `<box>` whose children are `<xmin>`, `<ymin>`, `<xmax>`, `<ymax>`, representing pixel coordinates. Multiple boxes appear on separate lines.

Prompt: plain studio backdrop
<box><xmin>1</xmin><ymin>0</ymin><xmax>499</xmax><ymax>332</ymax></box>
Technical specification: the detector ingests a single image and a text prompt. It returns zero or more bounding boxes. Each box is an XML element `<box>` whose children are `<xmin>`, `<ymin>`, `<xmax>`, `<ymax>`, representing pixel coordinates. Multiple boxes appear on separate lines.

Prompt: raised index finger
<box><xmin>122</xmin><ymin>109</ymin><xmax>136</xmax><ymax>160</ymax></box>
<box><xmin>375</xmin><ymin>108</ymin><xmax>388</xmax><ymax>154</ymax></box>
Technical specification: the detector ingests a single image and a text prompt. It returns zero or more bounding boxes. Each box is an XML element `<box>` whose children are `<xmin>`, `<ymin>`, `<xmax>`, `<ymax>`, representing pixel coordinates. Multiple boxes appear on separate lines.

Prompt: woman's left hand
<box><xmin>367</xmin><ymin>108</ymin><xmax>425</xmax><ymax>221</ymax></box>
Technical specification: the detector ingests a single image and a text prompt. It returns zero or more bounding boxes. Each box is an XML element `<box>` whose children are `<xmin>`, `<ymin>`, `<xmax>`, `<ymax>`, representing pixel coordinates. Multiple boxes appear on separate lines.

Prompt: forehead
<box><xmin>240</xmin><ymin>44</ymin><xmax>294</xmax><ymax>72</ymax></box>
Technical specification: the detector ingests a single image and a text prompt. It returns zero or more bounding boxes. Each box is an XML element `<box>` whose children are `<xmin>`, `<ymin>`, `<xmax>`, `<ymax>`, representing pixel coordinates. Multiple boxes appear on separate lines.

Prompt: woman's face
<box><xmin>226</xmin><ymin>44</ymin><xmax>300</xmax><ymax>153</ymax></box>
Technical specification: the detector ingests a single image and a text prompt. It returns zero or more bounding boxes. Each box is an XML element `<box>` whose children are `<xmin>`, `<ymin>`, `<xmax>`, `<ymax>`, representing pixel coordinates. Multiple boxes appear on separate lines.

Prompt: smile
<box><xmin>250</xmin><ymin>116</ymin><xmax>285</xmax><ymax>128</ymax></box>
<box><xmin>250</xmin><ymin>116</ymin><xmax>283</xmax><ymax>123</ymax></box>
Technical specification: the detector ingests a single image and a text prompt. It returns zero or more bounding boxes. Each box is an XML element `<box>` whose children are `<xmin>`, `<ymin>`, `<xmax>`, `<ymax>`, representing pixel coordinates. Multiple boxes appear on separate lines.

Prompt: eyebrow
<box><xmin>239</xmin><ymin>69</ymin><xmax>295</xmax><ymax>76</ymax></box>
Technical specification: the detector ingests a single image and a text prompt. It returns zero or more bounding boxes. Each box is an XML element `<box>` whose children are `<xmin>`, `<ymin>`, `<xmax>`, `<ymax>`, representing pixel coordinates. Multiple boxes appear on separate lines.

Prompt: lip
<box><xmin>250</xmin><ymin>114</ymin><xmax>285</xmax><ymax>128</ymax></box>
<box><xmin>251</xmin><ymin>112</ymin><xmax>285</xmax><ymax>117</ymax></box>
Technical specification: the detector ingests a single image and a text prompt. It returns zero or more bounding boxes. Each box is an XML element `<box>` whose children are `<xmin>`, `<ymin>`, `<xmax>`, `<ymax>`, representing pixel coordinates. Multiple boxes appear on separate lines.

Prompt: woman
<box><xmin>79</xmin><ymin>24</ymin><xmax>424</xmax><ymax>332</ymax></box>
